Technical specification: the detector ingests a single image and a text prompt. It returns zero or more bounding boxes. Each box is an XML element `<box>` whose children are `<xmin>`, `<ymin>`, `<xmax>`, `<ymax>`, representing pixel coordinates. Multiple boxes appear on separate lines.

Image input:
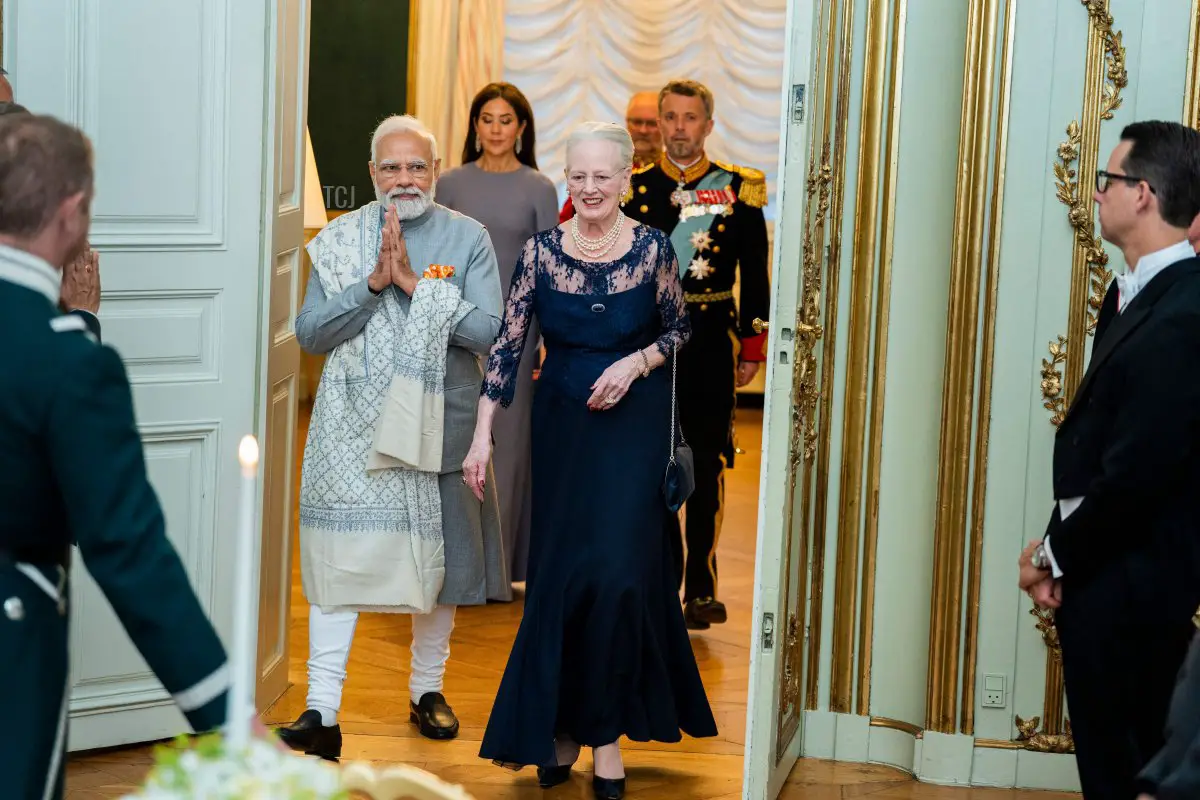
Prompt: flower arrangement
<box><xmin>120</xmin><ymin>732</ymin><xmax>347</xmax><ymax>800</ymax></box>
<box><xmin>422</xmin><ymin>264</ymin><xmax>456</xmax><ymax>279</ymax></box>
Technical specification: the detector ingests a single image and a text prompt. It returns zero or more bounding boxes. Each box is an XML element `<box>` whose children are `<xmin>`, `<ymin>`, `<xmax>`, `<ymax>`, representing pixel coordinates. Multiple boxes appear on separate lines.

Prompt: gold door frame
<box><xmin>772</xmin><ymin>0</ymin><xmax>850</xmax><ymax>761</ymax></box>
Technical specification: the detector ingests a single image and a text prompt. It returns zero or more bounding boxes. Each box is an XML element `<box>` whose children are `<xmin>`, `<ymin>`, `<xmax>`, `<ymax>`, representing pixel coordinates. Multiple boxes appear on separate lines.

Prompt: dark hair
<box><xmin>1119</xmin><ymin>121</ymin><xmax>1200</xmax><ymax>228</ymax></box>
<box><xmin>0</xmin><ymin>114</ymin><xmax>94</xmax><ymax>238</ymax></box>
<box><xmin>460</xmin><ymin>82</ymin><xmax>538</xmax><ymax>169</ymax></box>
<box><xmin>0</xmin><ymin>102</ymin><xmax>29</xmax><ymax>117</ymax></box>
<box><xmin>658</xmin><ymin>79</ymin><xmax>715</xmax><ymax>120</ymax></box>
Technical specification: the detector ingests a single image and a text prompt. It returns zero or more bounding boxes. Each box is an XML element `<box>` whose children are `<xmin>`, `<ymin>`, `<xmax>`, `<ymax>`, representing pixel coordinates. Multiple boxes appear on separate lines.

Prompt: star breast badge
<box><xmin>689</xmin><ymin>230</ymin><xmax>713</xmax><ymax>253</ymax></box>
<box><xmin>423</xmin><ymin>264</ymin><xmax>456</xmax><ymax>279</ymax></box>
<box><xmin>688</xmin><ymin>256</ymin><xmax>714</xmax><ymax>280</ymax></box>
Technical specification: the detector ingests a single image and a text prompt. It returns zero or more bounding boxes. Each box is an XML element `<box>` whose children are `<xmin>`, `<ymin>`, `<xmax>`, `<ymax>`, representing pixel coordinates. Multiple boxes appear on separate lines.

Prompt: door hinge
<box><xmin>762</xmin><ymin>612</ymin><xmax>775</xmax><ymax>651</ymax></box>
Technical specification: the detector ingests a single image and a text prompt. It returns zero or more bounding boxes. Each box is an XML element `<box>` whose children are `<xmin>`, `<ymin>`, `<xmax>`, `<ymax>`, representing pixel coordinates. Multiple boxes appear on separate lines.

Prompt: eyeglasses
<box><xmin>1096</xmin><ymin>169</ymin><xmax>1156</xmax><ymax>194</ymax></box>
<box><xmin>565</xmin><ymin>173</ymin><xmax>619</xmax><ymax>189</ymax></box>
<box><xmin>376</xmin><ymin>161</ymin><xmax>430</xmax><ymax>180</ymax></box>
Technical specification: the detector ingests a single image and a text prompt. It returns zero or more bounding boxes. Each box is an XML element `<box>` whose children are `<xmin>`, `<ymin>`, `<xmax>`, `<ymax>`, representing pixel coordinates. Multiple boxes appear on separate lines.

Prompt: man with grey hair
<box><xmin>278</xmin><ymin>114</ymin><xmax>508</xmax><ymax>759</ymax></box>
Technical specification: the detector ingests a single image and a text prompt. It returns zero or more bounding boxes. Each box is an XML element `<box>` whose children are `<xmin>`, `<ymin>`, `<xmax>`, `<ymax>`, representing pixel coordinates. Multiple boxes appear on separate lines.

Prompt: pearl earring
<box><xmin>475</xmin><ymin>134</ymin><xmax>481</xmax><ymax>152</ymax></box>
<box><xmin>515</xmin><ymin>138</ymin><xmax>522</xmax><ymax>155</ymax></box>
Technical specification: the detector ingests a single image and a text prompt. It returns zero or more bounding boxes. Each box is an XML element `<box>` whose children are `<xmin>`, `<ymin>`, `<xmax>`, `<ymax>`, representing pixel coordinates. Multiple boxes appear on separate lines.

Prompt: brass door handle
<box><xmin>753</xmin><ymin>318</ymin><xmax>769</xmax><ymax>334</ymax></box>
<box><xmin>797</xmin><ymin>322</ymin><xmax>824</xmax><ymax>339</ymax></box>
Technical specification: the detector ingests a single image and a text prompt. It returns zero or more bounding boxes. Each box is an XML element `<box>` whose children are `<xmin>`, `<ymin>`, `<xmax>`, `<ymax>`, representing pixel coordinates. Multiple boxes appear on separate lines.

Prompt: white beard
<box><xmin>377</xmin><ymin>182</ymin><xmax>436</xmax><ymax>221</ymax></box>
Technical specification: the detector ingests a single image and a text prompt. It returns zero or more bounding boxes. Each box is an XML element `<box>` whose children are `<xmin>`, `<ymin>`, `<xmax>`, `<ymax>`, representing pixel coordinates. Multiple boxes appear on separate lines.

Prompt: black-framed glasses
<box><xmin>1096</xmin><ymin>169</ymin><xmax>1156</xmax><ymax>194</ymax></box>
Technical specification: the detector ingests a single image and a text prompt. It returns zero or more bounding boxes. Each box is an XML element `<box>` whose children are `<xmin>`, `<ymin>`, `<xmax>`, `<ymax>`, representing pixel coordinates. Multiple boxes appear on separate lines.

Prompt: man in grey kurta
<box><xmin>278</xmin><ymin>115</ymin><xmax>508</xmax><ymax>760</ymax></box>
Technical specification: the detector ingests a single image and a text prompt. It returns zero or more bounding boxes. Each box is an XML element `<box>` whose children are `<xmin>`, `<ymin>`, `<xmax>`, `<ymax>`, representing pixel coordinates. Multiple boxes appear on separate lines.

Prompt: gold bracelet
<box><xmin>637</xmin><ymin>350</ymin><xmax>651</xmax><ymax>377</ymax></box>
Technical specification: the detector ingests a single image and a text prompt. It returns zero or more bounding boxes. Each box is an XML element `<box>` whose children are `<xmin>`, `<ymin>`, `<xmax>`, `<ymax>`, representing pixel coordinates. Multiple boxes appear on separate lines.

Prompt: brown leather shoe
<box><xmin>684</xmin><ymin>598</ymin><xmax>727</xmax><ymax>630</ymax></box>
<box><xmin>409</xmin><ymin>692</ymin><xmax>460</xmax><ymax>740</ymax></box>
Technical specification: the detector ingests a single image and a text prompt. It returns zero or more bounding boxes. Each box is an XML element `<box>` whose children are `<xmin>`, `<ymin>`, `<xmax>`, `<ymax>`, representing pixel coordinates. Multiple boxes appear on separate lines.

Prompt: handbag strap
<box><xmin>668</xmin><ymin>344</ymin><xmax>686</xmax><ymax>463</ymax></box>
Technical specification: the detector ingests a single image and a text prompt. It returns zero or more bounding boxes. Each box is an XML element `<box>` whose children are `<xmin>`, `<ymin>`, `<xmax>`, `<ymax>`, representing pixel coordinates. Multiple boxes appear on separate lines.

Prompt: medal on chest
<box><xmin>670</xmin><ymin>185</ymin><xmax>737</xmax><ymax>222</ymax></box>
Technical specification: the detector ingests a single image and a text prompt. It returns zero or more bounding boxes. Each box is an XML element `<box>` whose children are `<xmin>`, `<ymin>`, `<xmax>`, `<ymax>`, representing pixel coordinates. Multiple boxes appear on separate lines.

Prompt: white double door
<box><xmin>4</xmin><ymin>0</ymin><xmax>306</xmax><ymax>749</ymax></box>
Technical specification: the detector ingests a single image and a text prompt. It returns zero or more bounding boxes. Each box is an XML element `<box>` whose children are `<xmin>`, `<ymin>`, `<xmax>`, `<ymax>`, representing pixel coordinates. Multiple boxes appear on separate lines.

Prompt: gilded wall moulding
<box><xmin>1015</xmin><ymin>715</ymin><xmax>1075</xmax><ymax>753</ymax></box>
<box><xmin>1082</xmin><ymin>0</ymin><xmax>1128</xmax><ymax>122</ymax></box>
<box><xmin>1030</xmin><ymin>605</ymin><xmax>1062</xmax><ymax>656</ymax></box>
<box><xmin>1040</xmin><ymin>335</ymin><xmax>1068</xmax><ymax>427</ymax></box>
<box><xmin>1053</xmin><ymin>123</ymin><xmax>1113</xmax><ymax>338</ymax></box>
<box><xmin>776</xmin><ymin>143</ymin><xmax>832</xmax><ymax>760</ymax></box>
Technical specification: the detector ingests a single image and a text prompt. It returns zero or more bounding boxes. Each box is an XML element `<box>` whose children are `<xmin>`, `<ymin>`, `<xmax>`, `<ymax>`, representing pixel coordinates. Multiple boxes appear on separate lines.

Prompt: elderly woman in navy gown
<box><xmin>462</xmin><ymin>122</ymin><xmax>717</xmax><ymax>800</ymax></box>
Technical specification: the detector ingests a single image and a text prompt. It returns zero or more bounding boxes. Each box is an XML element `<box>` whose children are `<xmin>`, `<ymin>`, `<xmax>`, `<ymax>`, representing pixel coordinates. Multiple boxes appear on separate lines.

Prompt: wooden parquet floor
<box><xmin>65</xmin><ymin>407</ymin><xmax>1076</xmax><ymax>799</ymax></box>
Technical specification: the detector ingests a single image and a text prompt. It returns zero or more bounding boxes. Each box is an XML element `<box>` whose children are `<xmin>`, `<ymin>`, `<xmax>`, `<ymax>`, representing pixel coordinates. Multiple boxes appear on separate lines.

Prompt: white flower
<box><xmin>120</xmin><ymin>736</ymin><xmax>345</xmax><ymax>800</ymax></box>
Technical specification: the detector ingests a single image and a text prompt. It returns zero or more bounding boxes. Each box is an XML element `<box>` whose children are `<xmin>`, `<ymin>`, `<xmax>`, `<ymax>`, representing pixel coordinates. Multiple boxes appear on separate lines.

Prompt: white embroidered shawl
<box><xmin>299</xmin><ymin>204</ymin><xmax>471</xmax><ymax>614</ymax></box>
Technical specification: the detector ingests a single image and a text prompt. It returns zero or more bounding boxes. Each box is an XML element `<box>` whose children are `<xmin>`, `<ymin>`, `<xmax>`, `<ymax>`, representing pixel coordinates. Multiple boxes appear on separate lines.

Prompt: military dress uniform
<box><xmin>625</xmin><ymin>154</ymin><xmax>769</xmax><ymax>628</ymax></box>
<box><xmin>0</xmin><ymin>245</ymin><xmax>229</xmax><ymax>799</ymax></box>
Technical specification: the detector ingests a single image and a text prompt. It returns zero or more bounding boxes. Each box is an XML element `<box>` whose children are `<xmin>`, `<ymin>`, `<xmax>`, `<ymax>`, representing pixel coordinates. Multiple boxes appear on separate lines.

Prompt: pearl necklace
<box><xmin>570</xmin><ymin>211</ymin><xmax>625</xmax><ymax>259</ymax></box>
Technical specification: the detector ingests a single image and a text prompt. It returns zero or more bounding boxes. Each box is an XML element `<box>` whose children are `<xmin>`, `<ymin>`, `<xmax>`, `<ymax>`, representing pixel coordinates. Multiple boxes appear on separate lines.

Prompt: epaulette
<box><xmin>49</xmin><ymin>314</ymin><xmax>98</xmax><ymax>343</ymax></box>
<box><xmin>631</xmin><ymin>161</ymin><xmax>656</xmax><ymax>176</ymax></box>
<box><xmin>712</xmin><ymin>160</ymin><xmax>767</xmax><ymax>208</ymax></box>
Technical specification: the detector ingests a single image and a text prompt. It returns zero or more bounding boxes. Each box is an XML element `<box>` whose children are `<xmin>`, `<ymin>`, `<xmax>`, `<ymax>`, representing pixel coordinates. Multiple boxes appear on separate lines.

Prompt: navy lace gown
<box><xmin>479</xmin><ymin>224</ymin><xmax>718</xmax><ymax>768</ymax></box>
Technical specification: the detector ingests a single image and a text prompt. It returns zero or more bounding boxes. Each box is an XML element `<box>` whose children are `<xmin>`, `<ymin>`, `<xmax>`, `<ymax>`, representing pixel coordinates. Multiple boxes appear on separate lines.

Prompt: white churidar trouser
<box><xmin>306</xmin><ymin>603</ymin><xmax>457</xmax><ymax>726</ymax></box>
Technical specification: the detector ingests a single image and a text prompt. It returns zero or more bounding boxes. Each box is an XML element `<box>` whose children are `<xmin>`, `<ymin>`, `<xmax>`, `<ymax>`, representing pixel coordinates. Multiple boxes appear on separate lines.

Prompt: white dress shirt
<box><xmin>1044</xmin><ymin>240</ymin><xmax>1196</xmax><ymax>578</ymax></box>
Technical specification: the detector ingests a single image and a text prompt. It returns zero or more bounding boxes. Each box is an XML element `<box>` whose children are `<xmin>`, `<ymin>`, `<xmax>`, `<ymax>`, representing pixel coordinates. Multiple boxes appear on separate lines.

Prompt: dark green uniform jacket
<box><xmin>0</xmin><ymin>244</ymin><xmax>229</xmax><ymax>799</ymax></box>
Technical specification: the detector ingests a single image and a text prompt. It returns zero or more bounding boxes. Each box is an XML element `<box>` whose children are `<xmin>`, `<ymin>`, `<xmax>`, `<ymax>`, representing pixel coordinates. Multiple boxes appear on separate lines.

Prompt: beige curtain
<box><xmin>503</xmin><ymin>0</ymin><xmax>787</xmax><ymax>216</ymax></box>
<box><xmin>411</xmin><ymin>0</ymin><xmax>506</xmax><ymax>170</ymax></box>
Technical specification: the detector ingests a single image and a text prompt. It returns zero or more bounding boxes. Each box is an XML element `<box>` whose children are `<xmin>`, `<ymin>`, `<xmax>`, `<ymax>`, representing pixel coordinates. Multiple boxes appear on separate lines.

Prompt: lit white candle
<box><xmin>226</xmin><ymin>434</ymin><xmax>260</xmax><ymax>750</ymax></box>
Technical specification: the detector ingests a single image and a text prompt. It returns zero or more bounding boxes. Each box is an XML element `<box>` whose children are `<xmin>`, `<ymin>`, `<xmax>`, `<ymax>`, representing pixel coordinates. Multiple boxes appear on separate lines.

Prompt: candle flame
<box><xmin>238</xmin><ymin>435</ymin><xmax>260</xmax><ymax>470</ymax></box>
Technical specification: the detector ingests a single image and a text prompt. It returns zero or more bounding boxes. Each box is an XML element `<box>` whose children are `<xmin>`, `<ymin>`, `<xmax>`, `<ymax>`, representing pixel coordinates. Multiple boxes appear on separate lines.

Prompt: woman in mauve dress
<box><xmin>437</xmin><ymin>82</ymin><xmax>559</xmax><ymax>584</ymax></box>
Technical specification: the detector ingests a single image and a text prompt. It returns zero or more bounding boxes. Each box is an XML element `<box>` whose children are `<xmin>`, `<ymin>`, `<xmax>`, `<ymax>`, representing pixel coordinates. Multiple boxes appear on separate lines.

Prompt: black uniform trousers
<box><xmin>1</xmin><ymin>561</ymin><xmax>69</xmax><ymax>800</ymax></box>
<box><xmin>667</xmin><ymin>300</ymin><xmax>739</xmax><ymax>603</ymax></box>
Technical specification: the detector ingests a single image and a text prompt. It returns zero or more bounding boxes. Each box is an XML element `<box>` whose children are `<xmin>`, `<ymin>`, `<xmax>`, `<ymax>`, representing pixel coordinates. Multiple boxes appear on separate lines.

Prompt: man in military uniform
<box><xmin>0</xmin><ymin>113</ymin><xmax>230</xmax><ymax>798</ymax></box>
<box><xmin>625</xmin><ymin>79</ymin><xmax>770</xmax><ymax>630</ymax></box>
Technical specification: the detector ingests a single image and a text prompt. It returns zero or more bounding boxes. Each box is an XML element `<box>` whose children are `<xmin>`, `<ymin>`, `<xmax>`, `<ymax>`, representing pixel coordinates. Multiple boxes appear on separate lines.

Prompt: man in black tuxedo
<box><xmin>1018</xmin><ymin>120</ymin><xmax>1200</xmax><ymax>799</ymax></box>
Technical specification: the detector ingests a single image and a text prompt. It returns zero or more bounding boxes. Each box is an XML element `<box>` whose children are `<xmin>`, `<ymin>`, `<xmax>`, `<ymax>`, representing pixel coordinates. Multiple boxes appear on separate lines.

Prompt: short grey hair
<box><xmin>371</xmin><ymin>114</ymin><xmax>438</xmax><ymax>164</ymax></box>
<box><xmin>565</xmin><ymin>121</ymin><xmax>634</xmax><ymax>173</ymax></box>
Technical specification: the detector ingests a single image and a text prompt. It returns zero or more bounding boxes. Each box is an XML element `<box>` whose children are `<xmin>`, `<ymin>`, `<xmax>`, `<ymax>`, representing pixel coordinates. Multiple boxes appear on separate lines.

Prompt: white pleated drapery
<box><xmin>411</xmin><ymin>0</ymin><xmax>506</xmax><ymax>171</ymax></box>
<box><xmin>503</xmin><ymin>0</ymin><xmax>787</xmax><ymax>218</ymax></box>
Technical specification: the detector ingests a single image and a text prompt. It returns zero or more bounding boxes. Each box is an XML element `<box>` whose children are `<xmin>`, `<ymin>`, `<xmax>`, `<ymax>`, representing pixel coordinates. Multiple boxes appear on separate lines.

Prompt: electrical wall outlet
<box><xmin>982</xmin><ymin>673</ymin><xmax>1006</xmax><ymax>708</ymax></box>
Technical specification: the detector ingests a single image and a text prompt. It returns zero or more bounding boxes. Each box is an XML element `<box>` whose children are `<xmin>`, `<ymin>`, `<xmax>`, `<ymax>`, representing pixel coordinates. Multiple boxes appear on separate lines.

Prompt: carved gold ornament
<box><xmin>1053</xmin><ymin>122</ymin><xmax>1113</xmax><ymax>338</ymax></box>
<box><xmin>1040</xmin><ymin>335</ymin><xmax>1068</xmax><ymax>427</ymax></box>
<box><xmin>795</xmin><ymin>152</ymin><xmax>832</xmax><ymax>463</ymax></box>
<box><xmin>1082</xmin><ymin>0</ymin><xmax>1128</xmax><ymax>122</ymax></box>
<box><xmin>1030</xmin><ymin>605</ymin><xmax>1062</xmax><ymax>658</ymax></box>
<box><xmin>776</xmin><ymin>143</ymin><xmax>833</xmax><ymax>757</ymax></box>
<box><xmin>1053</xmin><ymin>121</ymin><xmax>1113</xmax><ymax>333</ymax></box>
<box><xmin>1015</xmin><ymin>715</ymin><xmax>1075</xmax><ymax>754</ymax></box>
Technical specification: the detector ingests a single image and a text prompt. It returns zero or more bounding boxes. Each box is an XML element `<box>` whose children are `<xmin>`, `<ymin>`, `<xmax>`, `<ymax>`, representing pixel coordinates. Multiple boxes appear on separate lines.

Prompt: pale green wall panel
<box><xmin>973</xmin><ymin>0</ymin><xmax>1194</xmax><ymax>760</ymax></box>
<box><xmin>867</xmin><ymin>0</ymin><xmax>968</xmax><ymax>728</ymax></box>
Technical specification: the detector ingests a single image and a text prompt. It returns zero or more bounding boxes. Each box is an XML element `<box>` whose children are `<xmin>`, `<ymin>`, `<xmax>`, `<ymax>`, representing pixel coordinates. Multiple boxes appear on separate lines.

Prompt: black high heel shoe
<box><xmin>536</xmin><ymin>764</ymin><xmax>572</xmax><ymax>788</ymax></box>
<box><xmin>592</xmin><ymin>775</ymin><xmax>626</xmax><ymax>799</ymax></box>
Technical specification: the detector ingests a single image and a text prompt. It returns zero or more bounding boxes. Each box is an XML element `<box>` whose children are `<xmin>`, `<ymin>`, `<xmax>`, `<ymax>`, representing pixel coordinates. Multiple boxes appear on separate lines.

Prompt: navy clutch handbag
<box><xmin>662</xmin><ymin>345</ymin><xmax>695</xmax><ymax>513</ymax></box>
